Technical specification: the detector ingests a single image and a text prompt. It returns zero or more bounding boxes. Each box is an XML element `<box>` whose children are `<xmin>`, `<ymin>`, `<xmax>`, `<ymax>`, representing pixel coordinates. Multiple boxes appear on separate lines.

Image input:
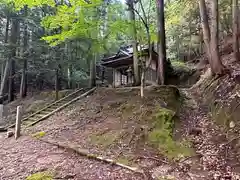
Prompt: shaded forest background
<box><xmin>0</xmin><ymin>0</ymin><xmax>238</xmax><ymax>102</ymax></box>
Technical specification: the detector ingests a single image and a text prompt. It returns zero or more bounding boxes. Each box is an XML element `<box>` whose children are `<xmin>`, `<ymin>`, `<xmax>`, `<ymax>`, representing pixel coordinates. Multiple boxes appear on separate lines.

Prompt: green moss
<box><xmin>26</xmin><ymin>171</ymin><xmax>53</xmax><ymax>180</ymax></box>
<box><xmin>152</xmin><ymin>108</ymin><xmax>176</xmax><ymax>129</ymax></box>
<box><xmin>148</xmin><ymin>108</ymin><xmax>194</xmax><ymax>160</ymax></box>
<box><xmin>31</xmin><ymin>131</ymin><xmax>46</xmax><ymax>139</ymax></box>
<box><xmin>90</xmin><ymin>131</ymin><xmax>120</xmax><ymax>147</ymax></box>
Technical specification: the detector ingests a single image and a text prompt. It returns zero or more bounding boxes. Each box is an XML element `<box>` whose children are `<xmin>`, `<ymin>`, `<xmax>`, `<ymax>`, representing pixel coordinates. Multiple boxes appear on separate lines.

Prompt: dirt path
<box><xmin>0</xmin><ymin>134</ymin><xmax>143</xmax><ymax>180</ymax></box>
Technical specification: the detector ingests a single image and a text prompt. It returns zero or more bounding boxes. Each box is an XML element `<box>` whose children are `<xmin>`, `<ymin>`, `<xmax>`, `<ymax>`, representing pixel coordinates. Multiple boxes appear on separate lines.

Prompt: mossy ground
<box><xmin>147</xmin><ymin>107</ymin><xmax>194</xmax><ymax>160</ymax></box>
<box><xmin>89</xmin><ymin>130</ymin><xmax>121</xmax><ymax>148</ymax></box>
<box><xmin>86</xmin><ymin>86</ymin><xmax>193</xmax><ymax>161</ymax></box>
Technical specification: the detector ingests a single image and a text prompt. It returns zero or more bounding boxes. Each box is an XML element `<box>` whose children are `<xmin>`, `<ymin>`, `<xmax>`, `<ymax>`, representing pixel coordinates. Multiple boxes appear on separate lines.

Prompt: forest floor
<box><xmin>0</xmin><ymin>80</ymin><xmax>240</xmax><ymax>179</ymax></box>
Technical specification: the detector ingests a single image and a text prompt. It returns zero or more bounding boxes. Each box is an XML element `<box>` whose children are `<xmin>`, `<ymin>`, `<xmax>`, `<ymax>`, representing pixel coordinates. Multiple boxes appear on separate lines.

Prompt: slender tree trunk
<box><xmin>68</xmin><ymin>64</ymin><xmax>73</xmax><ymax>89</ymax></box>
<box><xmin>128</xmin><ymin>0</ymin><xmax>140</xmax><ymax>86</ymax></box>
<box><xmin>210</xmin><ymin>0</ymin><xmax>225</xmax><ymax>75</ymax></box>
<box><xmin>89</xmin><ymin>55</ymin><xmax>96</xmax><ymax>88</ymax></box>
<box><xmin>58</xmin><ymin>64</ymin><xmax>62</xmax><ymax>91</ymax></box>
<box><xmin>0</xmin><ymin>61</ymin><xmax>9</xmax><ymax>103</ymax></box>
<box><xmin>20</xmin><ymin>5</ymin><xmax>28</xmax><ymax>98</ymax></box>
<box><xmin>8</xmin><ymin>59</ymin><xmax>15</xmax><ymax>102</ymax></box>
<box><xmin>8</xmin><ymin>17</ymin><xmax>19</xmax><ymax>102</ymax></box>
<box><xmin>188</xmin><ymin>21</ymin><xmax>192</xmax><ymax>61</ymax></box>
<box><xmin>156</xmin><ymin>0</ymin><xmax>167</xmax><ymax>85</ymax></box>
<box><xmin>199</xmin><ymin>0</ymin><xmax>212</xmax><ymax>63</ymax></box>
<box><xmin>1</xmin><ymin>63</ymin><xmax>5</xmax><ymax>82</ymax></box>
<box><xmin>20</xmin><ymin>59</ymin><xmax>27</xmax><ymax>98</ymax></box>
<box><xmin>0</xmin><ymin>14</ymin><xmax>10</xmax><ymax>102</ymax></box>
<box><xmin>233</xmin><ymin>0</ymin><xmax>240</xmax><ymax>61</ymax></box>
<box><xmin>55</xmin><ymin>68</ymin><xmax>59</xmax><ymax>100</ymax></box>
<box><xmin>199</xmin><ymin>27</ymin><xmax>204</xmax><ymax>55</ymax></box>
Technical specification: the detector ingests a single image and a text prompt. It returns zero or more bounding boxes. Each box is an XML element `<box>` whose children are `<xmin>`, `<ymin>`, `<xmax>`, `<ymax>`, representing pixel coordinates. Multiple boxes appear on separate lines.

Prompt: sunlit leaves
<box><xmin>11</xmin><ymin>0</ymin><xmax>55</xmax><ymax>9</ymax></box>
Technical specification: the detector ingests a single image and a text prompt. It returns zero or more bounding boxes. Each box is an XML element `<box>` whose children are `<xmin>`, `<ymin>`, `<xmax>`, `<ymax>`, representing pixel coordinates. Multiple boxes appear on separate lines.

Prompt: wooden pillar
<box><xmin>112</xmin><ymin>68</ymin><xmax>116</xmax><ymax>88</ymax></box>
<box><xmin>120</xmin><ymin>72</ymin><xmax>122</xmax><ymax>85</ymax></box>
<box><xmin>15</xmin><ymin>106</ymin><xmax>22</xmax><ymax>139</ymax></box>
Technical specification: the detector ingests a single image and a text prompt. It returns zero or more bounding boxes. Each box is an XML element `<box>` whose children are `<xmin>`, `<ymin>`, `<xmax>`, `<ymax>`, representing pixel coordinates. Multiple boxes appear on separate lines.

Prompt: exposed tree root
<box><xmin>37</xmin><ymin>138</ymin><xmax>144</xmax><ymax>175</ymax></box>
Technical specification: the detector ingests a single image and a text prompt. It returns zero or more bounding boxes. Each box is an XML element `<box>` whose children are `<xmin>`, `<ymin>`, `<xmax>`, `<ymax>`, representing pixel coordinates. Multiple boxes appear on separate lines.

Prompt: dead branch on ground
<box><xmin>37</xmin><ymin>138</ymin><xmax>144</xmax><ymax>175</ymax></box>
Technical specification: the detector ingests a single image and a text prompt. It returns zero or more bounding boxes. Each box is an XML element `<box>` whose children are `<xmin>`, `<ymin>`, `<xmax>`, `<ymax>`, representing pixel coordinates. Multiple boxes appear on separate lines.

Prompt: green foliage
<box><xmin>26</xmin><ymin>171</ymin><xmax>53</xmax><ymax>180</ymax></box>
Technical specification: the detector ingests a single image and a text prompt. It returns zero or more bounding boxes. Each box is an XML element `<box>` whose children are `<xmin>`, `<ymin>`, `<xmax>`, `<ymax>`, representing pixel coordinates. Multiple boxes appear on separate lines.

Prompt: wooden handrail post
<box><xmin>15</xmin><ymin>106</ymin><xmax>22</xmax><ymax>139</ymax></box>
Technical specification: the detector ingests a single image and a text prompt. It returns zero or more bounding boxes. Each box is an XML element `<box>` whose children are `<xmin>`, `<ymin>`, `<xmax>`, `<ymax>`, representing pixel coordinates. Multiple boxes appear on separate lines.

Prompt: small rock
<box><xmin>229</xmin><ymin>121</ymin><xmax>235</xmax><ymax>128</ymax></box>
<box><xmin>6</xmin><ymin>131</ymin><xmax>14</xmax><ymax>138</ymax></box>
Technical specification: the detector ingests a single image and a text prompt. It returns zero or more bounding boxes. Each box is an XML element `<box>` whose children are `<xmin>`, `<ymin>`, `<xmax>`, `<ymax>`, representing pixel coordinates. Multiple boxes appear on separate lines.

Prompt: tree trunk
<box><xmin>8</xmin><ymin>58</ymin><xmax>15</xmax><ymax>102</ymax></box>
<box><xmin>8</xmin><ymin>17</ymin><xmax>19</xmax><ymax>102</ymax></box>
<box><xmin>58</xmin><ymin>64</ymin><xmax>62</xmax><ymax>91</ymax></box>
<box><xmin>210</xmin><ymin>0</ymin><xmax>225</xmax><ymax>75</ymax></box>
<box><xmin>1</xmin><ymin>63</ymin><xmax>5</xmax><ymax>82</ymax></box>
<box><xmin>233</xmin><ymin>0</ymin><xmax>240</xmax><ymax>61</ymax></box>
<box><xmin>20</xmin><ymin>59</ymin><xmax>27</xmax><ymax>98</ymax></box>
<box><xmin>0</xmin><ymin>14</ymin><xmax>10</xmax><ymax>103</ymax></box>
<box><xmin>128</xmin><ymin>0</ymin><xmax>140</xmax><ymax>86</ymax></box>
<box><xmin>199</xmin><ymin>0</ymin><xmax>212</xmax><ymax>63</ymax></box>
<box><xmin>188</xmin><ymin>21</ymin><xmax>192</xmax><ymax>61</ymax></box>
<box><xmin>55</xmin><ymin>68</ymin><xmax>59</xmax><ymax>101</ymax></box>
<box><xmin>156</xmin><ymin>0</ymin><xmax>167</xmax><ymax>85</ymax></box>
<box><xmin>20</xmin><ymin>5</ymin><xmax>28</xmax><ymax>98</ymax></box>
<box><xmin>89</xmin><ymin>55</ymin><xmax>96</xmax><ymax>88</ymax></box>
<box><xmin>0</xmin><ymin>61</ymin><xmax>9</xmax><ymax>103</ymax></box>
<box><xmin>68</xmin><ymin>64</ymin><xmax>73</xmax><ymax>89</ymax></box>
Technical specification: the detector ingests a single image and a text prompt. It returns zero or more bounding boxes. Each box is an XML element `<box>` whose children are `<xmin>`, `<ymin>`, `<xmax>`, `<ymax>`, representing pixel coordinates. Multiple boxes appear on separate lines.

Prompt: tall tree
<box><xmin>20</xmin><ymin>5</ymin><xmax>28</xmax><ymax>98</ymax></box>
<box><xmin>199</xmin><ymin>0</ymin><xmax>212</xmax><ymax>64</ymax></box>
<box><xmin>199</xmin><ymin>0</ymin><xmax>225</xmax><ymax>75</ymax></box>
<box><xmin>156</xmin><ymin>0</ymin><xmax>167</xmax><ymax>85</ymax></box>
<box><xmin>8</xmin><ymin>16</ymin><xmax>19</xmax><ymax>102</ymax></box>
<box><xmin>89</xmin><ymin>54</ymin><xmax>96</xmax><ymax>88</ymax></box>
<box><xmin>210</xmin><ymin>0</ymin><xmax>225</xmax><ymax>75</ymax></box>
<box><xmin>232</xmin><ymin>0</ymin><xmax>239</xmax><ymax>61</ymax></box>
<box><xmin>0</xmin><ymin>11</ymin><xmax>10</xmax><ymax>102</ymax></box>
<box><xmin>128</xmin><ymin>0</ymin><xmax>140</xmax><ymax>86</ymax></box>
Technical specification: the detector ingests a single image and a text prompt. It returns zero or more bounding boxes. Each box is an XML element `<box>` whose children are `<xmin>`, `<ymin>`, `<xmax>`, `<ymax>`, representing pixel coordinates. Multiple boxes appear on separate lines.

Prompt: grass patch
<box><xmin>148</xmin><ymin>108</ymin><xmax>194</xmax><ymax>160</ymax></box>
<box><xmin>90</xmin><ymin>131</ymin><xmax>120</xmax><ymax>147</ymax></box>
<box><xmin>26</xmin><ymin>171</ymin><xmax>53</xmax><ymax>180</ymax></box>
